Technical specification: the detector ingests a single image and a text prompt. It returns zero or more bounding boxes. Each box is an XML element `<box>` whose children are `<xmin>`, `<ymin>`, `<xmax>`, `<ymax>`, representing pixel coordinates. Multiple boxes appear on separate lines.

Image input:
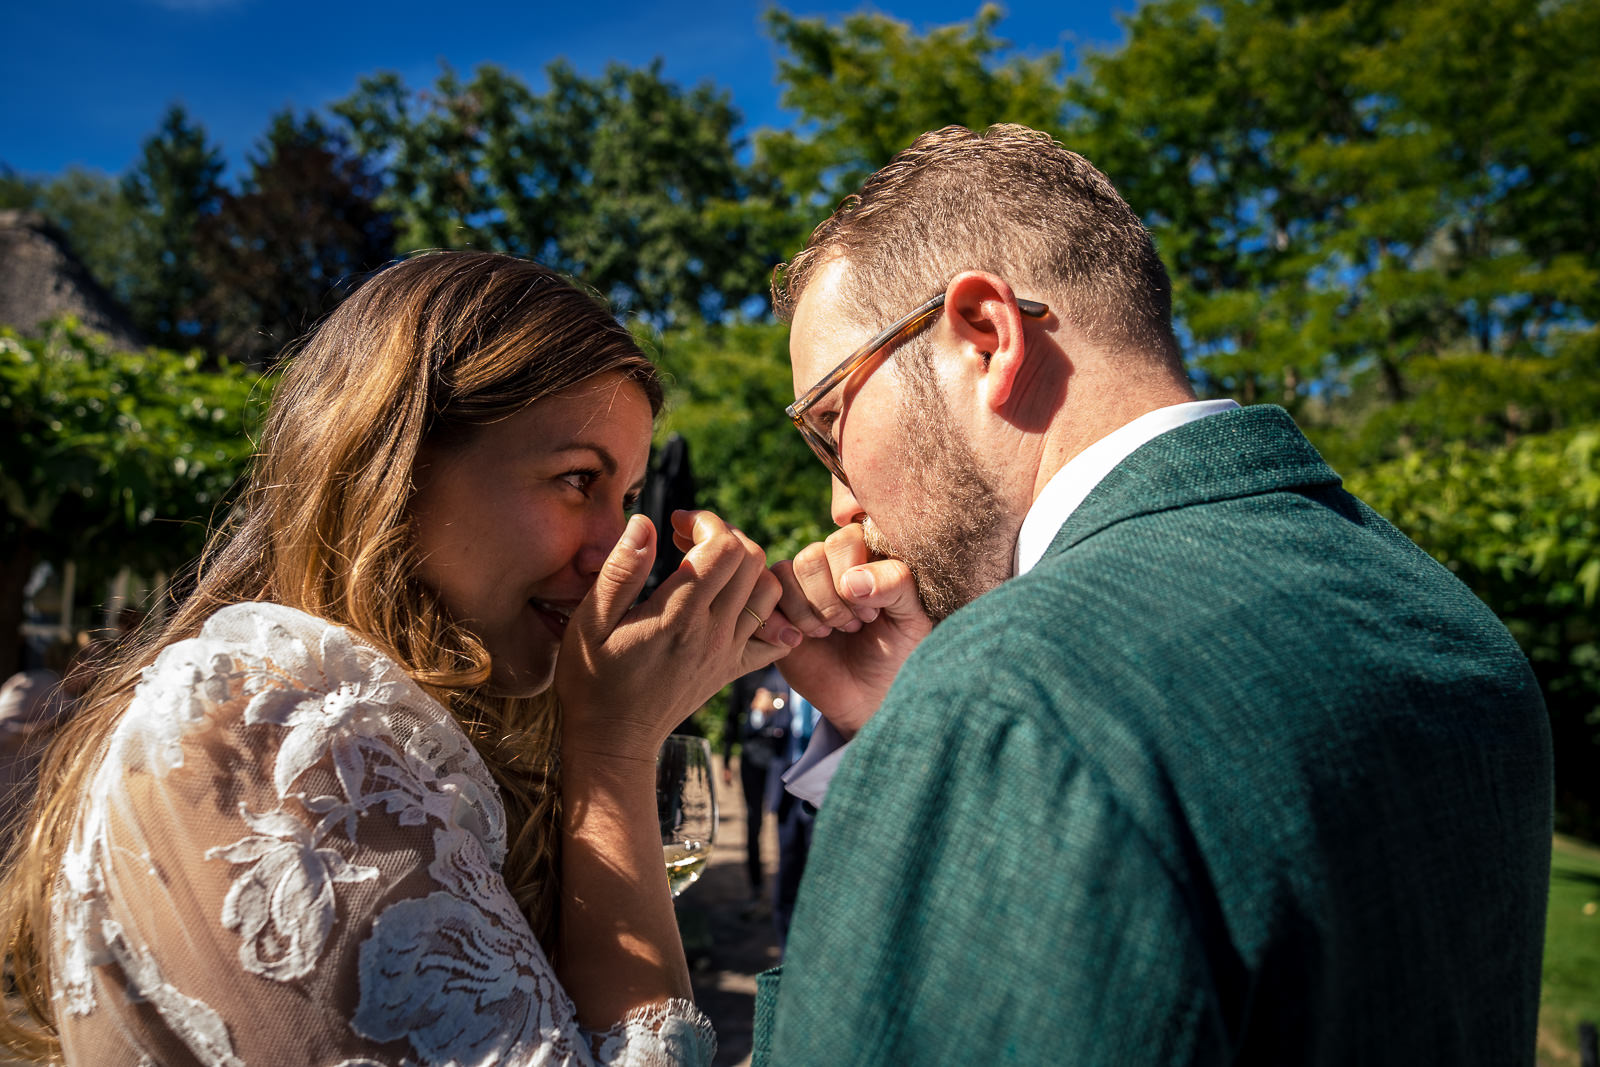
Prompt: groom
<box><xmin>758</xmin><ymin>124</ymin><xmax>1553</xmax><ymax>1065</ymax></box>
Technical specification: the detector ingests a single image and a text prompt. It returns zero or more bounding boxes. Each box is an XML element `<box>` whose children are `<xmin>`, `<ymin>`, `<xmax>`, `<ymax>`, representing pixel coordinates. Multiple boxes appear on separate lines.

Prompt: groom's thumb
<box><xmin>581</xmin><ymin>515</ymin><xmax>656</xmax><ymax>637</ymax></box>
<box><xmin>840</xmin><ymin>558</ymin><xmax>929</xmax><ymax>631</ymax></box>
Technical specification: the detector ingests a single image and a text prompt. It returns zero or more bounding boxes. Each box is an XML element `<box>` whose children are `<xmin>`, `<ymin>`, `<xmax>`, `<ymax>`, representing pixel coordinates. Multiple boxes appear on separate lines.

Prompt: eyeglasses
<box><xmin>785</xmin><ymin>291</ymin><xmax>1050</xmax><ymax>489</ymax></box>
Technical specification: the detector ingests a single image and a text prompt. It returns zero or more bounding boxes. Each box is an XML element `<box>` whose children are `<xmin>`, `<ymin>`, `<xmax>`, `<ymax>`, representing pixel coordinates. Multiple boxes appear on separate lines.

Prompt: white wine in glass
<box><xmin>657</xmin><ymin>734</ymin><xmax>717</xmax><ymax>897</ymax></box>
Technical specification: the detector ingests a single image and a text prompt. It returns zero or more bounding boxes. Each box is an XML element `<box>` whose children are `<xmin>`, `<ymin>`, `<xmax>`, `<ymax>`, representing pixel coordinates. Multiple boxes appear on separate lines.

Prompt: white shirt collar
<box><xmin>1013</xmin><ymin>399</ymin><xmax>1240</xmax><ymax>576</ymax></box>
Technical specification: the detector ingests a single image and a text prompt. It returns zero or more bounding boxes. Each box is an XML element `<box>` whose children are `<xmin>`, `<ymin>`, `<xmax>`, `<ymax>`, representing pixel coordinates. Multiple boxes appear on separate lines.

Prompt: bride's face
<box><xmin>409</xmin><ymin>372</ymin><xmax>653</xmax><ymax>696</ymax></box>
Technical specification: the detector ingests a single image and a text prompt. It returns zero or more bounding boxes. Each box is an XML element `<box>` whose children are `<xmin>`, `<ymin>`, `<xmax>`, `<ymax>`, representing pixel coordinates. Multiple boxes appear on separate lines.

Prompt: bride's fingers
<box><xmin>662</xmin><ymin>507</ymin><xmax>802</xmax><ymax>648</ymax></box>
<box><xmin>749</xmin><ymin>606</ymin><xmax>803</xmax><ymax>648</ymax></box>
<box><xmin>732</xmin><ymin>570</ymin><xmax>787</xmax><ymax>643</ymax></box>
<box><xmin>708</xmin><ymin>526</ymin><xmax>780</xmax><ymax>627</ymax></box>
<box><xmin>658</xmin><ymin>511</ymin><xmax>751</xmax><ymax>611</ymax></box>
<box><xmin>737</xmin><ymin>608</ymin><xmax>801</xmax><ymax>672</ymax></box>
<box><xmin>670</xmin><ymin>510</ymin><xmax>773</xmax><ymax>627</ymax></box>
<box><xmin>668</xmin><ymin>509</ymin><xmax>725</xmax><ymax>555</ymax></box>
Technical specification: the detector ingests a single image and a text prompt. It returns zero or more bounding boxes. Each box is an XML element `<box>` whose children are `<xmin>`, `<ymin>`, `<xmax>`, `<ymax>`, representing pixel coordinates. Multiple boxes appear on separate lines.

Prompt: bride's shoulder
<box><xmin>163</xmin><ymin>601</ymin><xmax>415</xmax><ymax>694</ymax></box>
<box><xmin>118</xmin><ymin>601</ymin><xmax>438</xmax><ymax>768</ymax></box>
<box><xmin>101</xmin><ymin>602</ymin><xmax>507</xmax><ymax>861</ymax></box>
<box><xmin>198</xmin><ymin>601</ymin><xmax>389</xmax><ymax>660</ymax></box>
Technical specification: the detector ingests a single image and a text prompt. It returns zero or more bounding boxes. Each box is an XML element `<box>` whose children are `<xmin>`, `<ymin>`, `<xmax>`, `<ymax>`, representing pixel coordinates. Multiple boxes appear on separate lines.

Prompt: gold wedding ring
<box><xmin>742</xmin><ymin>607</ymin><xmax>767</xmax><ymax>630</ymax></box>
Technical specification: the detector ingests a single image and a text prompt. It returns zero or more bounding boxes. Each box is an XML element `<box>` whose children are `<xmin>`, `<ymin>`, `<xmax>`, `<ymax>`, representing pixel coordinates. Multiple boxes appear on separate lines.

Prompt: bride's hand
<box><xmin>556</xmin><ymin>510</ymin><xmax>800</xmax><ymax>761</ymax></box>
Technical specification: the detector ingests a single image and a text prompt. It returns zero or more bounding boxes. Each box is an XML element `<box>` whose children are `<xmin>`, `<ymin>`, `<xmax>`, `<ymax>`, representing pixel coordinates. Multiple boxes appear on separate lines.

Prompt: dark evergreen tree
<box><xmin>121</xmin><ymin>105</ymin><xmax>226</xmax><ymax>349</ymax></box>
<box><xmin>195</xmin><ymin>112</ymin><xmax>396</xmax><ymax>365</ymax></box>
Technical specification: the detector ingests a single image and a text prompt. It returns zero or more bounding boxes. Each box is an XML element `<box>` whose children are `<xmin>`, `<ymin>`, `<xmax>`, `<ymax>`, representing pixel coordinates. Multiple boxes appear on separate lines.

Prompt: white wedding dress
<box><xmin>52</xmin><ymin>602</ymin><xmax>715</xmax><ymax>1066</ymax></box>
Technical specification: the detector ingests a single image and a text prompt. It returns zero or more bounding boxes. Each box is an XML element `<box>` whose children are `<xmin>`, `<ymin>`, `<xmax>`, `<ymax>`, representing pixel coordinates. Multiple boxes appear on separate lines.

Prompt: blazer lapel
<box><xmin>1045</xmin><ymin>404</ymin><xmax>1342</xmax><ymax>560</ymax></box>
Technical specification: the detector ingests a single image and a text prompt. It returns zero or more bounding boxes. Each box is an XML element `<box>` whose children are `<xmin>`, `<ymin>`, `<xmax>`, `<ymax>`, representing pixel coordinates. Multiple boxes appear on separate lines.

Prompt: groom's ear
<box><xmin>944</xmin><ymin>271</ymin><xmax>1027</xmax><ymax>411</ymax></box>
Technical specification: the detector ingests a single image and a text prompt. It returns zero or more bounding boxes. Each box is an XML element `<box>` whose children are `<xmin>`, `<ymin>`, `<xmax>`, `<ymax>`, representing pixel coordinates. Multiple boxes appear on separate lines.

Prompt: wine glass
<box><xmin>657</xmin><ymin>734</ymin><xmax>717</xmax><ymax>897</ymax></box>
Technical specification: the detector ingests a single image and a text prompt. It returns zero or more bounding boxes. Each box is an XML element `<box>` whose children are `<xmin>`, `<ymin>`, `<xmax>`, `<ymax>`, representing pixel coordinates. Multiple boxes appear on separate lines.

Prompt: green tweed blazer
<box><xmin>753</xmin><ymin>405</ymin><xmax>1552</xmax><ymax>1066</ymax></box>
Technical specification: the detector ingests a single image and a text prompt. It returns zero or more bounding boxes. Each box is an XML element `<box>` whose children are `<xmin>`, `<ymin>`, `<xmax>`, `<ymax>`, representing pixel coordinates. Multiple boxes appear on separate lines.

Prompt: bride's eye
<box><xmin>561</xmin><ymin>469</ymin><xmax>601</xmax><ymax>494</ymax></box>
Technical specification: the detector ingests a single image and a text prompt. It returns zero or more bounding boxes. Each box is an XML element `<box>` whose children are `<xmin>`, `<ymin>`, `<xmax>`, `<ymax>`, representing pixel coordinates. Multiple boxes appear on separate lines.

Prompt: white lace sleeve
<box><xmin>53</xmin><ymin>602</ymin><xmax>714</xmax><ymax>1067</ymax></box>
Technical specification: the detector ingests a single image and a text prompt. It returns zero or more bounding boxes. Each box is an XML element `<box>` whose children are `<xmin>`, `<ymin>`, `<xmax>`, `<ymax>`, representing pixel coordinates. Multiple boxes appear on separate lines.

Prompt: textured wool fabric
<box><xmin>755</xmin><ymin>405</ymin><xmax>1552</xmax><ymax>1066</ymax></box>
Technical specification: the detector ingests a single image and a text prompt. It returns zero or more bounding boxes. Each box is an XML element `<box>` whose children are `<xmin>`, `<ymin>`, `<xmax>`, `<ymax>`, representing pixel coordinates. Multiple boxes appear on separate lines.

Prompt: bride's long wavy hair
<box><xmin>0</xmin><ymin>250</ymin><xmax>663</xmax><ymax>1061</ymax></box>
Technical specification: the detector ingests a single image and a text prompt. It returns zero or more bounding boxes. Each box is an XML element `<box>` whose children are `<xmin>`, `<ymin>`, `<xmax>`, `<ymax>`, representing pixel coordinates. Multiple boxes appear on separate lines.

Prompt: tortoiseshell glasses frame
<box><xmin>785</xmin><ymin>291</ymin><xmax>1050</xmax><ymax>489</ymax></box>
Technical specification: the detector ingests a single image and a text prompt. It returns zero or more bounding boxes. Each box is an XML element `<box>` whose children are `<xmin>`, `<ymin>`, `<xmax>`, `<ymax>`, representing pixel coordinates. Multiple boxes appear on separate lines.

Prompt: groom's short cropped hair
<box><xmin>773</xmin><ymin>123</ymin><xmax>1181</xmax><ymax>369</ymax></box>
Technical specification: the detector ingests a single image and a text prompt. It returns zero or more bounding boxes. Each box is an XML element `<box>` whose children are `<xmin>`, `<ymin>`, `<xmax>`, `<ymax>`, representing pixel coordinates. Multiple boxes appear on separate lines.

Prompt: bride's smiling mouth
<box><xmin>529</xmin><ymin>598</ymin><xmax>577</xmax><ymax>637</ymax></box>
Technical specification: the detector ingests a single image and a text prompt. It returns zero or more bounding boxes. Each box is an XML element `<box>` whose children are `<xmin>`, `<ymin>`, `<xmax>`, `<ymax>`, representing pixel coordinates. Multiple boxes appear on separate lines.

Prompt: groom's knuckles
<box><xmin>790</xmin><ymin>544</ymin><xmax>858</xmax><ymax>632</ymax></box>
<box><xmin>823</xmin><ymin>524</ymin><xmax>869</xmax><ymax>567</ymax></box>
<box><xmin>772</xmin><ymin>560</ymin><xmax>821</xmax><ymax>633</ymax></box>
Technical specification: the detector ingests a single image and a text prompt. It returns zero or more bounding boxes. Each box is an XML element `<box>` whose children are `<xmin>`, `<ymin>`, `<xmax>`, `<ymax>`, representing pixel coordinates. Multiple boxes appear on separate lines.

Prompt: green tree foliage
<box><xmin>1067</xmin><ymin>0</ymin><xmax>1600</xmax><ymax>424</ymax></box>
<box><xmin>542</xmin><ymin>61</ymin><xmax>785</xmax><ymax>322</ymax></box>
<box><xmin>0</xmin><ymin>321</ymin><xmax>264</xmax><ymax>676</ymax></box>
<box><xmin>0</xmin><ymin>166</ymin><xmax>30</xmax><ymax>209</ymax></box>
<box><xmin>757</xmin><ymin>4</ymin><xmax>1068</xmax><ymax>249</ymax></box>
<box><xmin>120</xmin><ymin>106</ymin><xmax>227</xmax><ymax>349</ymax></box>
<box><xmin>194</xmin><ymin>112</ymin><xmax>396</xmax><ymax>365</ymax></box>
<box><xmin>332</xmin><ymin>65</ymin><xmax>537</xmax><ymax>255</ymax></box>
<box><xmin>1342</xmin><ymin>423</ymin><xmax>1600</xmax><ymax>835</ymax></box>
<box><xmin>334</xmin><ymin>61</ymin><xmax>774</xmax><ymax>321</ymax></box>
<box><xmin>1317</xmin><ymin>327</ymin><xmax>1600</xmax><ymax>474</ymax></box>
<box><xmin>645</xmin><ymin>320</ymin><xmax>831</xmax><ymax>560</ymax></box>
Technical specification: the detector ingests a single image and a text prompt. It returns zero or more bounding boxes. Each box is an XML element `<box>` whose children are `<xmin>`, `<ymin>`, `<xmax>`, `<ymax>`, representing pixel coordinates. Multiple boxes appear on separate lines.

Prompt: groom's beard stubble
<box><xmin>858</xmin><ymin>377</ymin><xmax>1013</xmax><ymax>623</ymax></box>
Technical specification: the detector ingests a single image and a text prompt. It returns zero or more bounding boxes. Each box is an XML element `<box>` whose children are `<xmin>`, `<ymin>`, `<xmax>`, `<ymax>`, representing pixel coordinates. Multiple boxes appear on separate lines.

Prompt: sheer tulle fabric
<box><xmin>52</xmin><ymin>602</ymin><xmax>714</xmax><ymax>1066</ymax></box>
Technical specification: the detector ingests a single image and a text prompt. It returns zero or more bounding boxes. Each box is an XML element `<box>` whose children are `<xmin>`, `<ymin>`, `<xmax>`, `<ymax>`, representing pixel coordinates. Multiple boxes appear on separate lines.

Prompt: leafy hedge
<box><xmin>0</xmin><ymin>320</ymin><xmax>266</xmax><ymax>599</ymax></box>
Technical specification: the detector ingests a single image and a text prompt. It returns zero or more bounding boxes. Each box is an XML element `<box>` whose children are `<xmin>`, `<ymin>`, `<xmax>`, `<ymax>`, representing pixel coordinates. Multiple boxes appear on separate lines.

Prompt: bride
<box><xmin>0</xmin><ymin>251</ymin><xmax>801</xmax><ymax>1065</ymax></box>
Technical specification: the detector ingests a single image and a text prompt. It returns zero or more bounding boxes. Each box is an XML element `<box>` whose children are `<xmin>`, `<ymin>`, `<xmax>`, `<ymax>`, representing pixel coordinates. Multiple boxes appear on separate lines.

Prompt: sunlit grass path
<box><xmin>1540</xmin><ymin>834</ymin><xmax>1600</xmax><ymax>1066</ymax></box>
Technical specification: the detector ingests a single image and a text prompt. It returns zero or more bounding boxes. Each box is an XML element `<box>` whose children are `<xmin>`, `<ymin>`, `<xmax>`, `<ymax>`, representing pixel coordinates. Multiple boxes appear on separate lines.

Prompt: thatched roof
<box><xmin>0</xmin><ymin>209</ymin><xmax>142</xmax><ymax>351</ymax></box>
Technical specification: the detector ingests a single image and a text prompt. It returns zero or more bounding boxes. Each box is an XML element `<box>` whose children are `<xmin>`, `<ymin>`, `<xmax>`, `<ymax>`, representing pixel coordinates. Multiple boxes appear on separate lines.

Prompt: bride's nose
<box><xmin>574</xmin><ymin>507</ymin><xmax>632</xmax><ymax>578</ymax></box>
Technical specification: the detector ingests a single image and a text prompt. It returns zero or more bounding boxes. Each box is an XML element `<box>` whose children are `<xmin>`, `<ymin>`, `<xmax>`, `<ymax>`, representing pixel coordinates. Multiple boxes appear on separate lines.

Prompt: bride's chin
<box><xmin>474</xmin><ymin>625</ymin><xmax>561</xmax><ymax>699</ymax></box>
<box><xmin>483</xmin><ymin>658</ymin><xmax>557</xmax><ymax>700</ymax></box>
<box><xmin>485</xmin><ymin>676</ymin><xmax>554</xmax><ymax>700</ymax></box>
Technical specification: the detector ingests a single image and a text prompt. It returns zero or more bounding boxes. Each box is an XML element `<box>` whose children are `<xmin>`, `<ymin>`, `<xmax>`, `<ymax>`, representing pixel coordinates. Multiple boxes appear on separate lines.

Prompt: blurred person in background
<box><xmin>0</xmin><ymin>638</ymin><xmax>80</xmax><ymax>846</ymax></box>
<box><xmin>768</xmin><ymin>686</ymin><xmax>817</xmax><ymax>954</ymax></box>
<box><xmin>723</xmin><ymin>666</ymin><xmax>789</xmax><ymax>910</ymax></box>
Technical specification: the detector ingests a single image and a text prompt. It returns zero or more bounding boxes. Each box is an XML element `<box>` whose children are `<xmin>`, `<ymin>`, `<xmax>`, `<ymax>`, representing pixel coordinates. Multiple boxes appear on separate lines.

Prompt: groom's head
<box><xmin>776</xmin><ymin>123</ymin><xmax>1186</xmax><ymax>619</ymax></box>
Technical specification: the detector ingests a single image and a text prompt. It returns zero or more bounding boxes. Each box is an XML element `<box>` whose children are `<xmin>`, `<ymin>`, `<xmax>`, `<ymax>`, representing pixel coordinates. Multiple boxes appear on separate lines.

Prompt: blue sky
<box><xmin>3</xmin><ymin>0</ymin><xmax>1131</xmax><ymax>180</ymax></box>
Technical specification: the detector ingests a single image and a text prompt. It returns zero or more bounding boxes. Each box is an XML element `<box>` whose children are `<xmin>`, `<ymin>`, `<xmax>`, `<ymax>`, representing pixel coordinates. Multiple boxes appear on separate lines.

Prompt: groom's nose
<box><xmin>830</xmin><ymin>476</ymin><xmax>866</xmax><ymax>529</ymax></box>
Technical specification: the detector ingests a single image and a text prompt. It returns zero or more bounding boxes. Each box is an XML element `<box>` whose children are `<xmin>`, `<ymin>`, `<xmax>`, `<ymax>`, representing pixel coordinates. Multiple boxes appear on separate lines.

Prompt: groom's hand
<box><xmin>770</xmin><ymin>523</ymin><xmax>932</xmax><ymax>738</ymax></box>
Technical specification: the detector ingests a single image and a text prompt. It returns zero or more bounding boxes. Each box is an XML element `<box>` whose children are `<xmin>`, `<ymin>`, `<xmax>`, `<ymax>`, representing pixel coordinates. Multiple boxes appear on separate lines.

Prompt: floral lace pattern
<box><xmin>52</xmin><ymin>602</ymin><xmax>715</xmax><ymax>1066</ymax></box>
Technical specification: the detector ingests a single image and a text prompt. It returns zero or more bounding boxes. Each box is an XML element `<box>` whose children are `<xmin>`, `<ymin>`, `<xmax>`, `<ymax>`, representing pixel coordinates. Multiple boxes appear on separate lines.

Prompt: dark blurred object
<box><xmin>639</xmin><ymin>433</ymin><xmax>695</xmax><ymax>599</ymax></box>
<box><xmin>0</xmin><ymin>637</ymin><xmax>86</xmax><ymax>846</ymax></box>
<box><xmin>722</xmin><ymin>666</ymin><xmax>790</xmax><ymax>904</ymax></box>
<box><xmin>1580</xmin><ymin>1020</ymin><xmax>1596</xmax><ymax>1067</ymax></box>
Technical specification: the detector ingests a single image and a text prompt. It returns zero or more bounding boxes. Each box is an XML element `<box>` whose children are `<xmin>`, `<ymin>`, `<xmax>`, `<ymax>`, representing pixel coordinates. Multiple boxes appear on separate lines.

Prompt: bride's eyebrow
<box><xmin>549</xmin><ymin>441</ymin><xmax>619</xmax><ymax>474</ymax></box>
